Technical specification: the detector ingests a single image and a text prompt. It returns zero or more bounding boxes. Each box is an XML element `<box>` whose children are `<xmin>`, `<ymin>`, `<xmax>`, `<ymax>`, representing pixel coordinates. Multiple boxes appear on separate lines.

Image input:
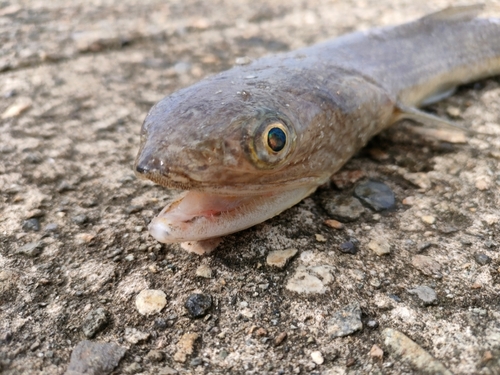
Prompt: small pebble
<box><xmin>124</xmin><ymin>328</ymin><xmax>149</xmax><ymax>344</ymax></box>
<box><xmin>408</xmin><ymin>285</ymin><xmax>437</xmax><ymax>305</ymax></box>
<box><xmin>16</xmin><ymin>241</ymin><xmax>44</xmax><ymax>257</ymax></box>
<box><xmin>383</xmin><ymin>328</ymin><xmax>452</xmax><ymax>375</ymax></box>
<box><xmin>417</xmin><ymin>242</ymin><xmax>432</xmax><ymax>252</ymax></box>
<box><xmin>369</xmin><ymin>278</ymin><xmax>381</xmax><ymax>288</ymax></box>
<box><xmin>56</xmin><ymin>181</ymin><xmax>74</xmax><ymax>192</ymax></box>
<box><xmin>315</xmin><ymin>234</ymin><xmax>327</xmax><ymax>242</ymax></box>
<box><xmin>154</xmin><ymin>318</ymin><xmax>168</xmax><ymax>331</ymax></box>
<box><xmin>482</xmin><ymin>350</ymin><xmax>493</xmax><ymax>364</ymax></box>
<box><xmin>474</xmin><ymin>253</ymin><xmax>492</xmax><ymax>266</ymax></box>
<box><xmin>66</xmin><ymin>340</ymin><xmax>126</xmax><ymax>375</ymax></box>
<box><xmin>327</xmin><ymin>304</ymin><xmax>362</xmax><ymax>338</ymax></box>
<box><xmin>22</xmin><ymin>218</ymin><xmax>40</xmax><ymax>231</ymax></box>
<box><xmin>266</xmin><ymin>248</ymin><xmax>298</xmax><ymax>268</ymax></box>
<box><xmin>124</xmin><ymin>362</ymin><xmax>142</xmax><ymax>374</ymax></box>
<box><xmin>195</xmin><ymin>264</ymin><xmax>213</xmax><ymax>278</ymax></box>
<box><xmin>446</xmin><ymin>106</ymin><xmax>461</xmax><ymax>118</ymax></box>
<box><xmin>185</xmin><ymin>293</ymin><xmax>212</xmax><ymax>318</ymax></box>
<box><xmin>346</xmin><ymin>357</ymin><xmax>356</xmax><ymax>367</ymax></box>
<box><xmin>255</xmin><ymin>328</ymin><xmax>268</xmax><ymax>337</ymax></box>
<box><xmin>370</xmin><ymin>344</ymin><xmax>384</xmax><ymax>360</ymax></box>
<box><xmin>189</xmin><ymin>357</ymin><xmax>202</xmax><ymax>366</ymax></box>
<box><xmin>135</xmin><ymin>289</ymin><xmax>167</xmax><ymax>315</ymax></box>
<box><xmin>286</xmin><ymin>270</ymin><xmax>326</xmax><ymax>294</ymax></box>
<box><xmin>421</xmin><ymin>215</ymin><xmax>436</xmax><ymax>225</ymax></box>
<box><xmin>366</xmin><ymin>320</ymin><xmax>379</xmax><ymax>329</ymax></box>
<box><xmin>367</xmin><ymin>239</ymin><xmax>391</xmax><ymax>256</ymax></box>
<box><xmin>321</xmin><ymin>194</ymin><xmax>365</xmax><ymax>222</ymax></box>
<box><xmin>471</xmin><ymin>281</ymin><xmax>482</xmax><ymax>289</ymax></box>
<box><xmin>1</xmin><ymin>98</ymin><xmax>32</xmax><ymax>119</ymax></box>
<box><xmin>81</xmin><ymin>308</ymin><xmax>109</xmax><ymax>338</ymax></box>
<box><xmin>475</xmin><ymin>178</ymin><xmax>490</xmax><ymax>191</ymax></box>
<box><xmin>324</xmin><ymin>219</ymin><xmax>344</xmax><ymax>229</ymax></box>
<box><xmin>44</xmin><ymin>223</ymin><xmax>58</xmax><ymax>232</ymax></box>
<box><xmin>412</xmin><ymin>255</ymin><xmax>441</xmax><ymax>276</ymax></box>
<box><xmin>158</xmin><ymin>366</ymin><xmax>178</xmax><ymax>375</ymax></box>
<box><xmin>274</xmin><ymin>332</ymin><xmax>287</xmax><ymax>346</ymax></box>
<box><xmin>402</xmin><ymin>196</ymin><xmax>415</xmax><ymax>205</ymax></box>
<box><xmin>403</xmin><ymin>172</ymin><xmax>431</xmax><ymax>190</ymax></box>
<box><xmin>180</xmin><ymin>237</ymin><xmax>222</xmax><ymax>255</ymax></box>
<box><xmin>235</xmin><ymin>56</ymin><xmax>252</xmax><ymax>65</ymax></box>
<box><xmin>368</xmin><ymin>148</ymin><xmax>390</xmax><ymax>161</ymax></box>
<box><xmin>145</xmin><ymin>350</ymin><xmax>165</xmax><ymax>363</ymax></box>
<box><xmin>72</xmin><ymin>214</ymin><xmax>88</xmax><ymax>225</ymax></box>
<box><xmin>174</xmin><ymin>333</ymin><xmax>199</xmax><ymax>363</ymax></box>
<box><xmin>76</xmin><ymin>233</ymin><xmax>95</xmax><ymax>244</ymax></box>
<box><xmin>339</xmin><ymin>240</ymin><xmax>358</xmax><ymax>255</ymax></box>
<box><xmin>310</xmin><ymin>351</ymin><xmax>324</xmax><ymax>365</ymax></box>
<box><xmin>354</xmin><ymin>180</ymin><xmax>395</xmax><ymax>211</ymax></box>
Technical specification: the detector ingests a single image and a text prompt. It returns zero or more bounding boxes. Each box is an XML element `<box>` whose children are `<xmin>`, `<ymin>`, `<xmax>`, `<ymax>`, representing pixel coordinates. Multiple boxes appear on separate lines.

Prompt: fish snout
<box><xmin>135</xmin><ymin>152</ymin><xmax>167</xmax><ymax>176</ymax></box>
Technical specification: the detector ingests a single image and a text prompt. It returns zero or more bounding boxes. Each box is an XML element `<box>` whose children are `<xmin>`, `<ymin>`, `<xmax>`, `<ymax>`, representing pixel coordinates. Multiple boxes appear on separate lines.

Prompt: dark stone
<box><xmin>475</xmin><ymin>253</ymin><xmax>492</xmax><ymax>265</ymax></box>
<box><xmin>354</xmin><ymin>180</ymin><xmax>395</xmax><ymax>211</ymax></box>
<box><xmin>22</xmin><ymin>218</ymin><xmax>40</xmax><ymax>231</ymax></box>
<box><xmin>339</xmin><ymin>240</ymin><xmax>358</xmax><ymax>254</ymax></box>
<box><xmin>82</xmin><ymin>308</ymin><xmax>109</xmax><ymax>338</ymax></box>
<box><xmin>65</xmin><ymin>340</ymin><xmax>126</xmax><ymax>375</ymax></box>
<box><xmin>154</xmin><ymin>318</ymin><xmax>167</xmax><ymax>330</ymax></box>
<box><xmin>185</xmin><ymin>293</ymin><xmax>212</xmax><ymax>318</ymax></box>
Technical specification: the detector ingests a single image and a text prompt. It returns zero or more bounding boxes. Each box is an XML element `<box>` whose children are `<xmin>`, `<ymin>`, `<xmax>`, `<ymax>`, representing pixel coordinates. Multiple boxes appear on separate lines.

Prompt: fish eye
<box><xmin>246</xmin><ymin>114</ymin><xmax>296</xmax><ymax>169</ymax></box>
<box><xmin>266</xmin><ymin>124</ymin><xmax>287</xmax><ymax>153</ymax></box>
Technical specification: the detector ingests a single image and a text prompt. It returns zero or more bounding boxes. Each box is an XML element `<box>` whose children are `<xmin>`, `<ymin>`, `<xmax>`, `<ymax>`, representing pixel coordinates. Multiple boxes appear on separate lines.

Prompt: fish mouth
<box><xmin>148</xmin><ymin>186</ymin><xmax>317</xmax><ymax>243</ymax></box>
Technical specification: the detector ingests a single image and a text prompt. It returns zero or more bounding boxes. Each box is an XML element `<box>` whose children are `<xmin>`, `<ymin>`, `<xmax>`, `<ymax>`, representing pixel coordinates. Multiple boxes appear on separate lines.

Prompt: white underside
<box><xmin>149</xmin><ymin>186</ymin><xmax>316</xmax><ymax>243</ymax></box>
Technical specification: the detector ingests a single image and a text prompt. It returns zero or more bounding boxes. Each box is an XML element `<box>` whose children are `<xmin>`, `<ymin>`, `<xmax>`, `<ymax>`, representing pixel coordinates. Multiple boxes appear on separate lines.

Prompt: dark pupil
<box><xmin>267</xmin><ymin>127</ymin><xmax>286</xmax><ymax>152</ymax></box>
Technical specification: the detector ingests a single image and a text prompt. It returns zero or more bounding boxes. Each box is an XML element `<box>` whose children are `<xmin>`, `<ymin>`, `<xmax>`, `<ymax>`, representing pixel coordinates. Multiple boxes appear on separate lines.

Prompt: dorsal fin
<box><xmin>421</xmin><ymin>5</ymin><xmax>484</xmax><ymax>23</ymax></box>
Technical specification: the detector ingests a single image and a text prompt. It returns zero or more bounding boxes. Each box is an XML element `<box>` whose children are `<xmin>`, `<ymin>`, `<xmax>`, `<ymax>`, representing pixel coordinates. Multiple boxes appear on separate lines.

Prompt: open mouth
<box><xmin>148</xmin><ymin>186</ymin><xmax>316</xmax><ymax>243</ymax></box>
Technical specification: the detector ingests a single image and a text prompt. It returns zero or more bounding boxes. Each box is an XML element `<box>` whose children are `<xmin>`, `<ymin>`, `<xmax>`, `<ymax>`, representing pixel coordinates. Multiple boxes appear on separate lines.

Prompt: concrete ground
<box><xmin>1</xmin><ymin>0</ymin><xmax>499</xmax><ymax>374</ymax></box>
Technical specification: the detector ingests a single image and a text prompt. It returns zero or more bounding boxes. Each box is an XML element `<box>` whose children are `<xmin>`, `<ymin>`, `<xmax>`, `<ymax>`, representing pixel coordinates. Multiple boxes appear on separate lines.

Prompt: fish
<box><xmin>135</xmin><ymin>5</ymin><xmax>500</xmax><ymax>247</ymax></box>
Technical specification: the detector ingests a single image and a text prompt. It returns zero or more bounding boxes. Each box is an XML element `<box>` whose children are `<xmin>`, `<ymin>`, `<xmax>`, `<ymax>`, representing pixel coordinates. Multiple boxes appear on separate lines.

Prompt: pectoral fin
<box><xmin>392</xmin><ymin>103</ymin><xmax>477</xmax><ymax>144</ymax></box>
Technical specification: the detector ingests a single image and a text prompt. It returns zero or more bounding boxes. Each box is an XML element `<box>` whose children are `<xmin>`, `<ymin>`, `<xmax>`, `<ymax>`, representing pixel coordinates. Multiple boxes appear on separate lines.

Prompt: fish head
<box><xmin>136</xmin><ymin>96</ymin><xmax>298</xmax><ymax>192</ymax></box>
<box><xmin>134</xmin><ymin>78</ymin><xmax>324</xmax><ymax>243</ymax></box>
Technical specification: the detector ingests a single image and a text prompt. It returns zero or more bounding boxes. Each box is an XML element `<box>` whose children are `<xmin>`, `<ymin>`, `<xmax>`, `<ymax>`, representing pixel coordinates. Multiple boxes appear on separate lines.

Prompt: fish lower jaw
<box><xmin>148</xmin><ymin>186</ymin><xmax>317</xmax><ymax>243</ymax></box>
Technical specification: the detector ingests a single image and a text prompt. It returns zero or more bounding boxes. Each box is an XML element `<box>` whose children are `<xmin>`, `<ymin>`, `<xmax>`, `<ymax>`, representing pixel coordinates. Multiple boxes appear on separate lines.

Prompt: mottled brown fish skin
<box><xmin>135</xmin><ymin>7</ymin><xmax>500</xmax><ymax>242</ymax></box>
<box><xmin>136</xmin><ymin>7</ymin><xmax>500</xmax><ymax>194</ymax></box>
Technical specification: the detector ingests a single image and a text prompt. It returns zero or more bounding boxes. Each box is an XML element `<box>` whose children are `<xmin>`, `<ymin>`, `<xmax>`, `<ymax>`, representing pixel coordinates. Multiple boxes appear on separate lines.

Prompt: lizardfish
<box><xmin>135</xmin><ymin>5</ymin><xmax>500</xmax><ymax>246</ymax></box>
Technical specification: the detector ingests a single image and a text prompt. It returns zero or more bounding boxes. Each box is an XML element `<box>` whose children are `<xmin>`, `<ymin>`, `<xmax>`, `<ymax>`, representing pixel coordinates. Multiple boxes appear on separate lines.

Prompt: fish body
<box><xmin>135</xmin><ymin>6</ymin><xmax>500</xmax><ymax>245</ymax></box>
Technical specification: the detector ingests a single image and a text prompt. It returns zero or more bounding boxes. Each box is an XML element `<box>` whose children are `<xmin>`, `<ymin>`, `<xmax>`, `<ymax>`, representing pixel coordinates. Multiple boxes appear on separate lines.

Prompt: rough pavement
<box><xmin>1</xmin><ymin>1</ymin><xmax>500</xmax><ymax>374</ymax></box>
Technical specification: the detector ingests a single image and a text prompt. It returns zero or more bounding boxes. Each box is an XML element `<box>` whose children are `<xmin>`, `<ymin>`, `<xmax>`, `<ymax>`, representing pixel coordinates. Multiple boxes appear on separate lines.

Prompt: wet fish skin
<box><xmin>135</xmin><ymin>6</ymin><xmax>500</xmax><ymax>244</ymax></box>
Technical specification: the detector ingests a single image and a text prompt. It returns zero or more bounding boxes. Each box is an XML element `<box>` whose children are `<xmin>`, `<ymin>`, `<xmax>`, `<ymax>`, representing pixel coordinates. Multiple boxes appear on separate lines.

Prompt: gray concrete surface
<box><xmin>1</xmin><ymin>1</ymin><xmax>500</xmax><ymax>374</ymax></box>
